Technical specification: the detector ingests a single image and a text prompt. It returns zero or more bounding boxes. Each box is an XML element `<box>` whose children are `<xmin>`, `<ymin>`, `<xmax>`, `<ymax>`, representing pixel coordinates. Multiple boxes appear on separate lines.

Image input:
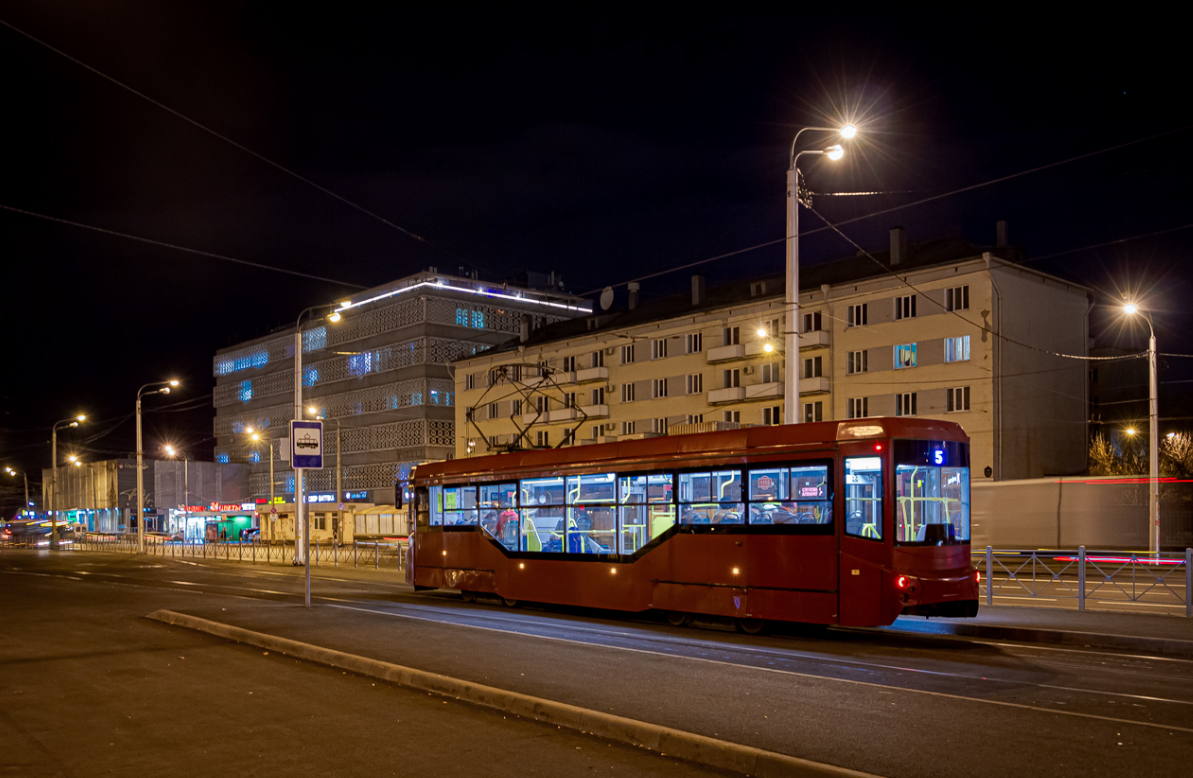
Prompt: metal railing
<box><xmin>978</xmin><ymin>546</ymin><xmax>1192</xmax><ymax>617</ymax></box>
<box><xmin>67</xmin><ymin>533</ymin><xmax>406</xmax><ymax>571</ymax></box>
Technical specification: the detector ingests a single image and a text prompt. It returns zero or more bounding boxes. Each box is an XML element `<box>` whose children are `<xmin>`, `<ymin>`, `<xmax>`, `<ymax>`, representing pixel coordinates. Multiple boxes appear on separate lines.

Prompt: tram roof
<box><xmin>415</xmin><ymin>418</ymin><xmax>967</xmax><ymax>483</ymax></box>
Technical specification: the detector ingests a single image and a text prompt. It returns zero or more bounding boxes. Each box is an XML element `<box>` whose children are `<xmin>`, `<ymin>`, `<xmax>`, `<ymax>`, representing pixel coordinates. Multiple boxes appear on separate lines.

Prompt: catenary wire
<box><xmin>0</xmin><ymin>17</ymin><xmax>480</xmax><ymax>272</ymax></box>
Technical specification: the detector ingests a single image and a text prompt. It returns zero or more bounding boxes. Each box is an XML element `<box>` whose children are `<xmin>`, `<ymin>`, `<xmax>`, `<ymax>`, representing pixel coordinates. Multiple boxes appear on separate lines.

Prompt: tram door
<box><xmin>838</xmin><ymin>442</ymin><xmax>888</xmax><ymax>626</ymax></box>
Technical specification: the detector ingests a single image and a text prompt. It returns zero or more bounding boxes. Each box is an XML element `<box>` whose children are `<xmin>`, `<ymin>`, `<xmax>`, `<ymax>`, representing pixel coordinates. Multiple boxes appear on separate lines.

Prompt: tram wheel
<box><xmin>737</xmin><ymin>617</ymin><xmax>766</xmax><ymax>635</ymax></box>
<box><xmin>460</xmin><ymin>591</ymin><xmax>476</xmax><ymax>602</ymax></box>
<box><xmin>665</xmin><ymin>611</ymin><xmax>687</xmax><ymax>627</ymax></box>
<box><xmin>502</xmin><ymin>597</ymin><xmax>518</xmax><ymax>607</ymax></box>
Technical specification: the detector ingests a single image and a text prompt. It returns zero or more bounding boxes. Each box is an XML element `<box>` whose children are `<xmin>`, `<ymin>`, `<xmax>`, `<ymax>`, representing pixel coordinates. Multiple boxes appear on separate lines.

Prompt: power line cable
<box><xmin>0</xmin><ymin>17</ymin><xmax>478</xmax><ymax>271</ymax></box>
<box><xmin>0</xmin><ymin>203</ymin><xmax>366</xmax><ymax>289</ymax></box>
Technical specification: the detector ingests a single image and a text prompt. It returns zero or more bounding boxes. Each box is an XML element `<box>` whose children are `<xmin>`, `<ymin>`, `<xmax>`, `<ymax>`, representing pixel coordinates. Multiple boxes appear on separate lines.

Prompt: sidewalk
<box><xmin>887</xmin><ymin>604</ymin><xmax>1193</xmax><ymax>657</ymax></box>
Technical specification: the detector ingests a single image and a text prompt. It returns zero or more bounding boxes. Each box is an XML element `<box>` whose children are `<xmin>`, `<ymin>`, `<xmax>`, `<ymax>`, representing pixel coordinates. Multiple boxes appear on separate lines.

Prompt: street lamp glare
<box><xmin>69</xmin><ymin>421</ymin><xmax>78</xmax><ymax>428</ymax></box>
<box><xmin>251</xmin><ymin>433</ymin><xmax>260</xmax><ymax>441</ymax></box>
<box><xmin>328</xmin><ymin>311</ymin><xmax>342</xmax><ymax>323</ymax></box>
<box><xmin>756</xmin><ymin>327</ymin><xmax>768</xmax><ymax>337</ymax></box>
<box><xmin>826</xmin><ymin>145</ymin><xmax>845</xmax><ymax>161</ymax></box>
<box><xmin>1124</xmin><ymin>302</ymin><xmax>1139</xmax><ymax>315</ymax></box>
<box><xmin>308</xmin><ymin>406</ymin><xmax>319</xmax><ymax>416</ymax></box>
<box><xmin>169</xmin><ymin>379</ymin><xmax>180</xmax><ymax>387</ymax></box>
<box><xmin>1126</xmin><ymin>428</ymin><xmax>1137</xmax><ymax>436</ymax></box>
<box><xmin>76</xmin><ymin>415</ymin><xmax>86</xmax><ymax>422</ymax></box>
<box><xmin>763</xmin><ymin>342</ymin><xmax>775</xmax><ymax>353</ymax></box>
<box><xmin>165</xmin><ymin>445</ymin><xmax>176</xmax><ymax>456</ymax></box>
<box><xmin>840</xmin><ymin>124</ymin><xmax>857</xmax><ymax>139</ymax></box>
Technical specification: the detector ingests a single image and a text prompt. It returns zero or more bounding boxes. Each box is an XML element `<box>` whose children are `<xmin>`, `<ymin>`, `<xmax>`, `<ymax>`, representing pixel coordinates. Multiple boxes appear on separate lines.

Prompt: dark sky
<box><xmin>2</xmin><ymin>3</ymin><xmax>1191</xmax><ymax>509</ymax></box>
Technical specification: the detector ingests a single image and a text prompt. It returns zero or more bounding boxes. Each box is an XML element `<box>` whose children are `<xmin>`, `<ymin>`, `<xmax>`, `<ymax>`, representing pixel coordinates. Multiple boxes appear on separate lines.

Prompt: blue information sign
<box><xmin>291</xmin><ymin>420</ymin><xmax>324</xmax><ymax>469</ymax></box>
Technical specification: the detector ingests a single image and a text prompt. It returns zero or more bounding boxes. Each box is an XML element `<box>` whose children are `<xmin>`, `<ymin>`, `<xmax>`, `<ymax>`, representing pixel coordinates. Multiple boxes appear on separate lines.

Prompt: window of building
<box><xmin>848</xmin><ymin>350</ymin><xmax>868</xmax><ymax>375</ymax></box>
<box><xmin>621</xmin><ymin>421</ymin><xmax>636</xmax><ymax>435</ymax></box>
<box><xmin>802</xmin><ymin>311</ymin><xmax>822</xmax><ymax>332</ymax></box>
<box><xmin>724</xmin><ymin>410</ymin><xmax>740</xmax><ymax>423</ymax></box>
<box><xmin>803</xmin><ymin>356</ymin><xmax>822</xmax><ymax>379</ymax></box>
<box><xmin>945</xmin><ymin>336</ymin><xmax>971</xmax><ymax>362</ymax></box>
<box><xmin>465</xmin><ymin>373</ymin><xmax>476</xmax><ymax>390</ymax></box>
<box><xmin>652</xmin><ymin>379</ymin><xmax>668</xmax><ymax>399</ymax></box>
<box><xmin>895</xmin><ymin>392</ymin><xmax>917</xmax><ymax>417</ymax></box>
<box><xmin>760</xmin><ymin>318</ymin><xmax>780</xmax><ymax>338</ymax></box>
<box><xmin>803</xmin><ymin>401</ymin><xmax>823</xmax><ymax>423</ymax></box>
<box><xmin>687</xmin><ymin>413</ymin><xmax>704</xmax><ymax>424</ymax></box>
<box><xmin>848</xmin><ymin>304</ymin><xmax>868</xmax><ymax>327</ymax></box>
<box><xmin>723</xmin><ymin>369</ymin><xmax>740</xmax><ymax>388</ymax></box>
<box><xmin>947</xmin><ymin>386</ymin><xmax>971</xmax><ymax>412</ymax></box>
<box><xmin>591</xmin><ymin>350</ymin><xmax>605</xmax><ymax>368</ymax></box>
<box><xmin>563</xmin><ymin>429</ymin><xmax>576</xmax><ymax>445</ymax></box>
<box><xmin>651</xmin><ymin>418</ymin><xmax>667</xmax><ymax>434</ymax></box>
<box><xmin>488</xmin><ymin>402</ymin><xmax>499</xmax><ymax>420</ymax></box>
<box><xmin>762</xmin><ymin>406</ymin><xmax>781</xmax><ymax>426</ymax></box>
<box><xmin>723</xmin><ymin>326</ymin><xmax>740</xmax><ymax>346</ymax></box>
<box><xmin>590</xmin><ymin>387</ymin><xmax>605</xmax><ymax>406</ymax></box>
<box><xmin>562</xmin><ymin>355</ymin><xmax>577</xmax><ymax>372</ymax></box>
<box><xmin>750</xmin><ymin>281</ymin><xmax>767</xmax><ymax>297</ymax></box>
<box><xmin>535</xmin><ymin>430</ymin><xmax>550</xmax><ymax>447</ymax></box>
<box><xmin>848</xmin><ymin>397</ymin><xmax>869</xmax><ymax>419</ymax></box>
<box><xmin>564</xmin><ymin>392</ymin><xmax>576</xmax><ymax>408</ymax></box>
<box><xmin>652</xmin><ymin>339</ymin><xmax>668</xmax><ymax>359</ymax></box>
<box><xmin>621</xmin><ymin>383</ymin><xmax>636</xmax><ymax>402</ymax></box>
<box><xmin>534</xmin><ymin>396</ymin><xmax>547</xmax><ymax>414</ymax></box>
<box><xmin>895</xmin><ymin>295</ymin><xmax>917</xmax><ymax>320</ymax></box>
<box><xmin>686</xmin><ymin>373</ymin><xmax>703</xmax><ymax>394</ymax></box>
<box><xmin>686</xmin><ymin>332</ymin><xmax>703</xmax><ymax>353</ymax></box>
<box><xmin>894</xmin><ymin>343</ymin><xmax>917</xmax><ymax>369</ymax></box>
<box><xmin>761</xmin><ymin>362</ymin><xmax>781</xmax><ymax>383</ymax></box>
<box><xmin>946</xmin><ymin>285</ymin><xmax>970</xmax><ymax>312</ymax></box>
<box><xmin>512</xmin><ymin>399</ymin><xmax>523</xmax><ymax>416</ymax></box>
<box><xmin>621</xmin><ymin>344</ymin><xmax>635</xmax><ymax>364</ymax></box>
<box><xmin>591</xmin><ymin>425</ymin><xmax>601</xmax><ymax>439</ymax></box>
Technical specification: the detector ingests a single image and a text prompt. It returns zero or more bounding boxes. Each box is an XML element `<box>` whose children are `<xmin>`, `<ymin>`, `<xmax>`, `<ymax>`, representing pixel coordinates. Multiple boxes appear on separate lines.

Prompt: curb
<box><xmin>884</xmin><ymin>619</ymin><xmax>1193</xmax><ymax>658</ymax></box>
<box><xmin>147</xmin><ymin>609</ymin><xmax>880</xmax><ymax>778</ymax></box>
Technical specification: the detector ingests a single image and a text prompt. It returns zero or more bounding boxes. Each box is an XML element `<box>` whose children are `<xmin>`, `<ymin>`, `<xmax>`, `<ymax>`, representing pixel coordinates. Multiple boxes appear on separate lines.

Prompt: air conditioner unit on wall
<box><xmin>607</xmin><ymin>384</ymin><xmax>616</xmax><ymax>390</ymax></box>
<box><xmin>743</xmin><ymin>365</ymin><xmax>755</xmax><ymax>375</ymax></box>
<box><xmin>605</xmin><ymin>347</ymin><xmax>615</xmax><ymax>355</ymax></box>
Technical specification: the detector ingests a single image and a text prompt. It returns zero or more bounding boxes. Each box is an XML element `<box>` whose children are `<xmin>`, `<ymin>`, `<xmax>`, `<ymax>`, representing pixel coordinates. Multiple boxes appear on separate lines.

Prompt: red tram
<box><xmin>406</xmin><ymin>418</ymin><xmax>979</xmax><ymax>629</ymax></box>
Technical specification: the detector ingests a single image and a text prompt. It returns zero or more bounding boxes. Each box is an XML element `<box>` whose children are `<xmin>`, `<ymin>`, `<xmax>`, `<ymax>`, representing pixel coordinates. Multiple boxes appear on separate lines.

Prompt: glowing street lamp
<box><xmin>785</xmin><ymin>124</ymin><xmax>855</xmax><ymax>424</ymax></box>
<box><xmin>50</xmin><ymin>414</ymin><xmax>86</xmax><ymax>547</ymax></box>
<box><xmin>136</xmin><ymin>380</ymin><xmax>180</xmax><ymax>553</ymax></box>
<box><xmin>1123</xmin><ymin>302</ymin><xmax>1159</xmax><ymax>554</ymax></box>
<box><xmin>5</xmin><ymin>467</ymin><xmax>30</xmax><ymax>511</ymax></box>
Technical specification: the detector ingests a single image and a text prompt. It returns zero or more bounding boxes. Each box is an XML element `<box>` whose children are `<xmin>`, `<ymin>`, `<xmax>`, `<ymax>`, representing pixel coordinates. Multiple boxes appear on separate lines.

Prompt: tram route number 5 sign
<box><xmin>291</xmin><ymin>420</ymin><xmax>324</xmax><ymax>469</ymax></box>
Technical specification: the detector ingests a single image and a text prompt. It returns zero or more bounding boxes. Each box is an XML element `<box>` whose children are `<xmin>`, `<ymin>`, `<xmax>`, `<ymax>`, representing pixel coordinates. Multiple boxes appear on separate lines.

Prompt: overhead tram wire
<box><xmin>583</xmin><ymin>122</ymin><xmax>1193</xmax><ymax>297</ymax></box>
<box><xmin>0</xmin><ymin>18</ymin><xmax>484</xmax><ymax>275</ymax></box>
<box><xmin>0</xmin><ymin>204</ymin><xmax>366</xmax><ymax>290</ymax></box>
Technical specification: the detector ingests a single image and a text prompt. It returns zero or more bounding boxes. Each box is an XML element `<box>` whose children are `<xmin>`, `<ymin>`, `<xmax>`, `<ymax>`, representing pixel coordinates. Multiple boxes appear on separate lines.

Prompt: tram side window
<box><xmin>479</xmin><ymin>482</ymin><xmax>517</xmax><ymax>542</ymax></box>
<box><xmin>678</xmin><ymin>470</ymin><xmax>743</xmax><ymax>524</ymax></box>
<box><xmin>844</xmin><ymin>457</ymin><xmax>883</xmax><ymax>540</ymax></box>
<box><xmin>564</xmin><ymin>473</ymin><xmax>616</xmax><ymax>554</ymax></box>
<box><xmin>442</xmin><ymin>486</ymin><xmax>478</xmax><ymax>525</ymax></box>
<box><xmin>428</xmin><ymin>485</ymin><xmax>443</xmax><ymax>526</ymax></box>
<box><xmin>747</xmin><ymin>465</ymin><xmax>833</xmax><ymax>525</ymax></box>
<box><xmin>619</xmin><ymin>474</ymin><xmax>675</xmax><ymax>553</ymax></box>
<box><xmin>519</xmin><ymin>477</ymin><xmax>566</xmax><ymax>553</ymax></box>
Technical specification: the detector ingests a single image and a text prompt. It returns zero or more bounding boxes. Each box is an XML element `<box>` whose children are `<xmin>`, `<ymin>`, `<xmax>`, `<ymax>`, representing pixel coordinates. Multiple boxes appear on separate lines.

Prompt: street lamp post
<box><xmin>293</xmin><ymin>305</ymin><xmax>342</xmax><ymax>607</ymax></box>
<box><xmin>249</xmin><ymin>430</ymin><xmax>276</xmax><ymax>540</ymax></box>
<box><xmin>784</xmin><ymin>125</ymin><xmax>854</xmax><ymax>424</ymax></box>
<box><xmin>1124</xmin><ymin>303</ymin><xmax>1160</xmax><ymax>554</ymax></box>
<box><xmin>50</xmin><ymin>415</ymin><xmax>85</xmax><ymax>548</ymax></box>
<box><xmin>5</xmin><ymin>467</ymin><xmax>30</xmax><ymax>512</ymax></box>
<box><xmin>136</xmin><ymin>380</ymin><xmax>180</xmax><ymax>553</ymax></box>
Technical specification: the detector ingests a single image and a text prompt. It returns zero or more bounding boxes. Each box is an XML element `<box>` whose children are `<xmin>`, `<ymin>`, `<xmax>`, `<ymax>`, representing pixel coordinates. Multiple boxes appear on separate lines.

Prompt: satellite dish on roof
<box><xmin>599</xmin><ymin>286</ymin><xmax>614</xmax><ymax>311</ymax></box>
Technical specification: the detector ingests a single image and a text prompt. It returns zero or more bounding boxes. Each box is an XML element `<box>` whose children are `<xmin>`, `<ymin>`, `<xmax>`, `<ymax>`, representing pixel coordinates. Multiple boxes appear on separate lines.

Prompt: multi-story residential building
<box><xmin>454</xmin><ymin>229</ymin><xmax>1092</xmax><ymax>481</ymax></box>
<box><xmin>212</xmin><ymin>270</ymin><xmax>590</xmax><ymax>507</ymax></box>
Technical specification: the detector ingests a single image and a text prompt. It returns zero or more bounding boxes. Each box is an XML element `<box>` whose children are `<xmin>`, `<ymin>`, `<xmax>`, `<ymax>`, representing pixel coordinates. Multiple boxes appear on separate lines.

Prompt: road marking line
<box><xmin>326</xmin><ymin>602</ymin><xmax>1193</xmax><ymax>733</ymax></box>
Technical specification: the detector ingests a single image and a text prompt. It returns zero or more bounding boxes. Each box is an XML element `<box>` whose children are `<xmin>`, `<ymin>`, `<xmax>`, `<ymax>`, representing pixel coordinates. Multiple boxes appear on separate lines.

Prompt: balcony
<box><xmin>578</xmin><ymin>403</ymin><xmax>609</xmax><ymax>419</ymax></box>
<box><xmin>745</xmin><ymin>381</ymin><xmax>783</xmax><ymax>400</ymax></box>
<box><xmin>574</xmin><ymin>366</ymin><xmax>609</xmax><ymax>383</ymax></box>
<box><xmin>708</xmin><ymin>386</ymin><xmax>746</xmax><ymax>404</ymax></box>
<box><xmin>799</xmin><ymin>330</ymin><xmax>831</xmax><ymax>350</ymax></box>
<box><xmin>548</xmin><ymin>408</ymin><xmax>578</xmax><ymax>423</ymax></box>
<box><xmin>706</xmin><ymin>344</ymin><xmax>745</xmax><ymax>363</ymax></box>
<box><xmin>799</xmin><ymin>376</ymin><xmax>832</xmax><ymax>395</ymax></box>
<box><xmin>554</xmin><ymin>371</ymin><xmax>576</xmax><ymax>385</ymax></box>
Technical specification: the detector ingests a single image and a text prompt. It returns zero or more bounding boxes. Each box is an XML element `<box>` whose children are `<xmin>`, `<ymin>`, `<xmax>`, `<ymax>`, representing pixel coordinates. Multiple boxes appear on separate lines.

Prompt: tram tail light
<box><xmin>975</xmin><ymin>570</ymin><xmax>981</xmax><ymax>584</ymax></box>
<box><xmin>896</xmin><ymin>575</ymin><xmax>909</xmax><ymax>589</ymax></box>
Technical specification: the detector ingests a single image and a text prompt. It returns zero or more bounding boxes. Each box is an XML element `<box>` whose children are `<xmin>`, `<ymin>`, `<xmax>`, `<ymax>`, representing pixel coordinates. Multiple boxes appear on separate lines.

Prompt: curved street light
<box><xmin>785</xmin><ymin>125</ymin><xmax>855</xmax><ymax>424</ymax></box>
<box><xmin>5</xmin><ymin>467</ymin><xmax>31</xmax><ymax>513</ymax></box>
<box><xmin>136</xmin><ymin>380</ymin><xmax>180</xmax><ymax>553</ymax></box>
<box><xmin>50</xmin><ymin>414</ymin><xmax>86</xmax><ymax>547</ymax></box>
<box><xmin>1123</xmin><ymin>302</ymin><xmax>1159</xmax><ymax>555</ymax></box>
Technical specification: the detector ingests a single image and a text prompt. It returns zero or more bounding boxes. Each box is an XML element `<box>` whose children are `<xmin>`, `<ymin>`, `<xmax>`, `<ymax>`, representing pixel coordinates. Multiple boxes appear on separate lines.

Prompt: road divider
<box><xmin>146</xmin><ymin>609</ymin><xmax>882</xmax><ymax>778</ymax></box>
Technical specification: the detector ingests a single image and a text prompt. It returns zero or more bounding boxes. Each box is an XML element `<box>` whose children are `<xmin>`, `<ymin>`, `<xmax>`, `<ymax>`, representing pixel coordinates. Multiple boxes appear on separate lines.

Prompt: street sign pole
<box><xmin>290</xmin><ymin>420</ymin><xmax>324</xmax><ymax>609</ymax></box>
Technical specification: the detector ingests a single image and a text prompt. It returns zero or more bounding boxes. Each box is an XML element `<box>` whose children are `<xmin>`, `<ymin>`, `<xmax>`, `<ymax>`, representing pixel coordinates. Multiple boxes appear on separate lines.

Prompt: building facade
<box><xmin>212</xmin><ymin>270</ymin><xmax>590</xmax><ymax>506</ymax></box>
<box><xmin>455</xmin><ymin>233</ymin><xmax>1091</xmax><ymax>481</ymax></box>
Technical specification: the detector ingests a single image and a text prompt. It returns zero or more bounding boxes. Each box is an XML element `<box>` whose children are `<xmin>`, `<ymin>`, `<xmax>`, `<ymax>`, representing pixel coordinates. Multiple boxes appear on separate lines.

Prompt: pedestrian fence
<box><xmin>977</xmin><ymin>546</ymin><xmax>1192</xmax><ymax>617</ymax></box>
<box><xmin>68</xmin><ymin>533</ymin><xmax>406</xmax><ymax>572</ymax></box>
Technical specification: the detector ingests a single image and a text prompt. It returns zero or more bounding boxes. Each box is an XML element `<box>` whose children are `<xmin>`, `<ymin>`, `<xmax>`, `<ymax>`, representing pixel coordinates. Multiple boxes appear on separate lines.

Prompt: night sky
<box><xmin>2</xmin><ymin>3</ymin><xmax>1190</xmax><ymax>511</ymax></box>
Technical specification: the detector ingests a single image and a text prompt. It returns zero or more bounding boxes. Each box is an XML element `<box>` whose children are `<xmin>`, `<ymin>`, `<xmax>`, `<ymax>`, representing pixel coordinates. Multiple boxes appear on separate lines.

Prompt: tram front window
<box><xmin>893</xmin><ymin>440</ymin><xmax>970</xmax><ymax>546</ymax></box>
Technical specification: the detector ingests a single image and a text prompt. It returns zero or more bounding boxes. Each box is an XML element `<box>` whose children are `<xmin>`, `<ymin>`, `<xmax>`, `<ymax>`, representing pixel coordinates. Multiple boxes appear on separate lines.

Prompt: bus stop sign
<box><xmin>291</xmin><ymin>420</ymin><xmax>324</xmax><ymax>469</ymax></box>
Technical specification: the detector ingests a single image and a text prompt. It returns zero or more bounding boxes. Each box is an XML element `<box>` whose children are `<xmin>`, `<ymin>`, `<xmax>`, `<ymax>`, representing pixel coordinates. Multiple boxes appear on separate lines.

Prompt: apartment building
<box><xmin>455</xmin><ymin>229</ymin><xmax>1091</xmax><ymax>481</ymax></box>
<box><xmin>212</xmin><ymin>270</ymin><xmax>590</xmax><ymax>506</ymax></box>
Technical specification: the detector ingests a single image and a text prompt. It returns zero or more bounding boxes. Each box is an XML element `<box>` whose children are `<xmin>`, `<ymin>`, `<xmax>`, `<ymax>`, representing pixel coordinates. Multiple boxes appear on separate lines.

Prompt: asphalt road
<box><xmin>3</xmin><ymin>549</ymin><xmax>1192</xmax><ymax>777</ymax></box>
